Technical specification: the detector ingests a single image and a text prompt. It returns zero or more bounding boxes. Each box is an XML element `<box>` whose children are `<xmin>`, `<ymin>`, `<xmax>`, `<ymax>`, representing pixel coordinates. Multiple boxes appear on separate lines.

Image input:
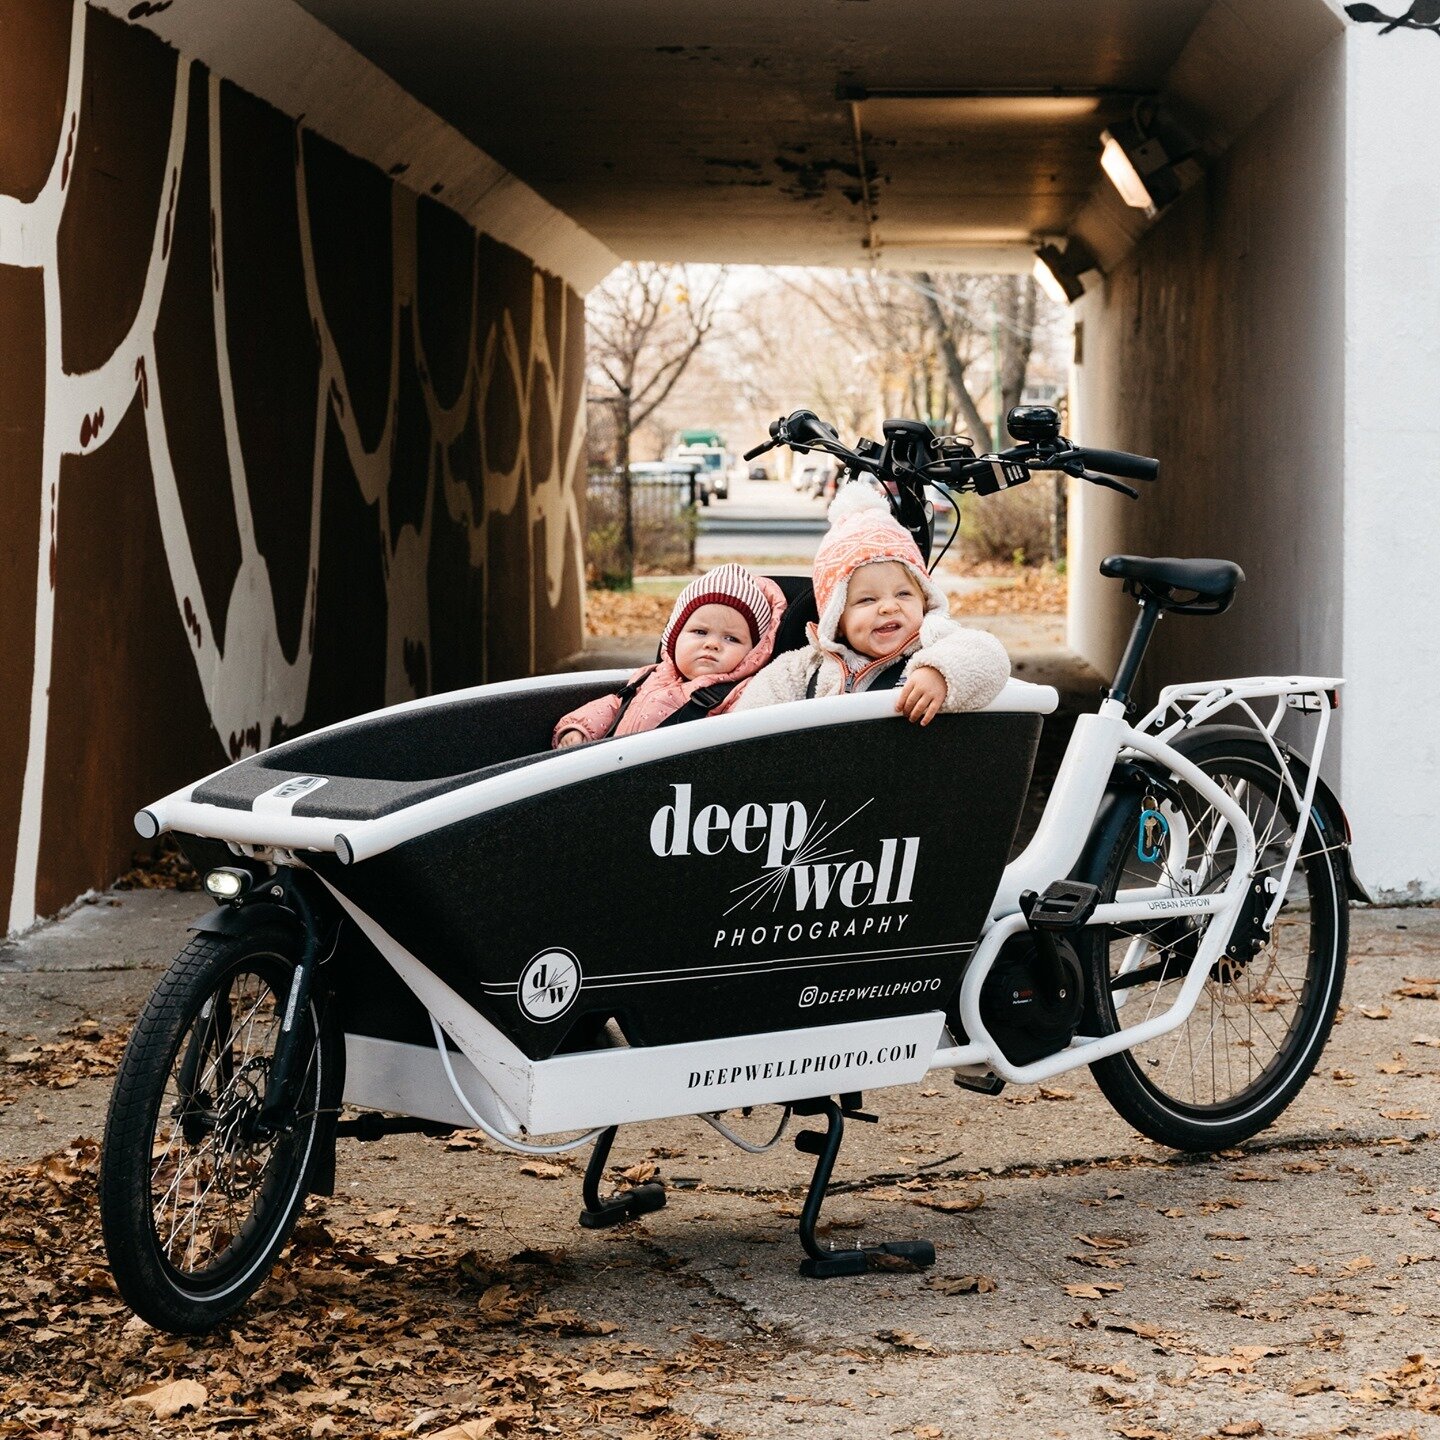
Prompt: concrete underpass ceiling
<box><xmin>294</xmin><ymin>0</ymin><xmax>1346</xmax><ymax>274</ymax></box>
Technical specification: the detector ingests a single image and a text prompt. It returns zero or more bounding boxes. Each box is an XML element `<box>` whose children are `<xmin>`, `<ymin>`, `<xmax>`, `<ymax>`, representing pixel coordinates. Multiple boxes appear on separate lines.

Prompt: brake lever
<box><xmin>1082</xmin><ymin>470</ymin><xmax>1140</xmax><ymax>500</ymax></box>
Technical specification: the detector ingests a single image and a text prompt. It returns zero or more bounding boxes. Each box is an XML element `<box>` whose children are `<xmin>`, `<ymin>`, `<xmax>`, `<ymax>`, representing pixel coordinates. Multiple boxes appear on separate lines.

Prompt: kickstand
<box><xmin>794</xmin><ymin>1097</ymin><xmax>936</xmax><ymax>1278</ymax></box>
<box><xmin>578</xmin><ymin>1126</ymin><xmax>666</xmax><ymax>1230</ymax></box>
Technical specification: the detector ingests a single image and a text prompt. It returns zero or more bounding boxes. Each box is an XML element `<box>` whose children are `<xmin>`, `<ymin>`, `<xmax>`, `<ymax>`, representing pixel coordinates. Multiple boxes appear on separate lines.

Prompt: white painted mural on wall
<box><xmin>0</xmin><ymin>0</ymin><xmax>587</xmax><ymax>933</ymax></box>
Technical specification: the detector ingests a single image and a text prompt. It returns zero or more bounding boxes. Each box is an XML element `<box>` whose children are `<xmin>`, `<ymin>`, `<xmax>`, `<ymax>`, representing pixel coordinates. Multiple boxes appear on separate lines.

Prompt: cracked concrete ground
<box><xmin>2</xmin><ymin>892</ymin><xmax>1438</xmax><ymax>1438</ymax></box>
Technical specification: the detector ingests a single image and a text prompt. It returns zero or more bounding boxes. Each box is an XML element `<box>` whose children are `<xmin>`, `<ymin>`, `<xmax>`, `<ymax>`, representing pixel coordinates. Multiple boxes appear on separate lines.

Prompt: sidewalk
<box><xmin>1</xmin><ymin>891</ymin><xmax>1437</xmax><ymax>1437</ymax></box>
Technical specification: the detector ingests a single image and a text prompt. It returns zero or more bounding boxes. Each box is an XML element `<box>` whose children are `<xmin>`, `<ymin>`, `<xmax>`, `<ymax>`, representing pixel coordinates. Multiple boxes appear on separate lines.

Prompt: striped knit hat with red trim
<box><xmin>661</xmin><ymin>563</ymin><xmax>773</xmax><ymax>660</ymax></box>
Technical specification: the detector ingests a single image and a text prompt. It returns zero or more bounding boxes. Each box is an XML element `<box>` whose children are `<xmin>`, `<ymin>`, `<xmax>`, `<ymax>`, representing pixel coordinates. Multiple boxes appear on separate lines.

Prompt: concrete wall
<box><xmin>1068</xmin><ymin>33</ymin><xmax>1348</xmax><ymax>719</ymax></box>
<box><xmin>1341</xmin><ymin>25</ymin><xmax>1440</xmax><ymax>901</ymax></box>
<box><xmin>1070</xmin><ymin>17</ymin><xmax>1440</xmax><ymax>900</ymax></box>
<box><xmin>0</xmin><ymin>2</ymin><xmax>590</xmax><ymax>933</ymax></box>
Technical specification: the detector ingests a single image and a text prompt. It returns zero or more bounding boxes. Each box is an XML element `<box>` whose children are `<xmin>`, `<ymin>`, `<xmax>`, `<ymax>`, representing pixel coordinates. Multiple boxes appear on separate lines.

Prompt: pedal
<box><xmin>579</xmin><ymin>1182</ymin><xmax>666</xmax><ymax>1230</ymax></box>
<box><xmin>953</xmin><ymin>1070</ymin><xmax>1005</xmax><ymax>1096</ymax></box>
<box><xmin>1022</xmin><ymin>880</ymin><xmax>1100</xmax><ymax>931</ymax></box>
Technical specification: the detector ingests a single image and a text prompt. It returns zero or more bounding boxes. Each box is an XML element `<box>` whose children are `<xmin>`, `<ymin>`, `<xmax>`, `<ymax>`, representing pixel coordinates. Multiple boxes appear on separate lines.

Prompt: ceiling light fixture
<box><xmin>1032</xmin><ymin>238</ymin><xmax>1098</xmax><ymax>305</ymax></box>
<box><xmin>1098</xmin><ymin>110</ymin><xmax>1197</xmax><ymax>217</ymax></box>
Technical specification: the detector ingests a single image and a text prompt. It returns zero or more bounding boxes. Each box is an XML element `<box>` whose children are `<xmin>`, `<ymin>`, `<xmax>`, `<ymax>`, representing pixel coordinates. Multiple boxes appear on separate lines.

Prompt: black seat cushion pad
<box><xmin>1099</xmin><ymin>554</ymin><xmax>1244</xmax><ymax>598</ymax></box>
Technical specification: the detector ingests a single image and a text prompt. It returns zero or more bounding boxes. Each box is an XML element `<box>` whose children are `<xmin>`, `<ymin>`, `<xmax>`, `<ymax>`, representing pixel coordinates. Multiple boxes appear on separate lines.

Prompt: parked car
<box><xmin>749</xmin><ymin>464</ymin><xmax>771</xmax><ymax>482</ymax></box>
<box><xmin>673</xmin><ymin>445</ymin><xmax>729</xmax><ymax>500</ymax></box>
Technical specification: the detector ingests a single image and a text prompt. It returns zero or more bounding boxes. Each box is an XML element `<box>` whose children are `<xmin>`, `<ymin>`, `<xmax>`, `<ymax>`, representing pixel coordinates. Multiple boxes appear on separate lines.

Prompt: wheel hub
<box><xmin>213</xmin><ymin>1060</ymin><xmax>274</xmax><ymax>1199</ymax></box>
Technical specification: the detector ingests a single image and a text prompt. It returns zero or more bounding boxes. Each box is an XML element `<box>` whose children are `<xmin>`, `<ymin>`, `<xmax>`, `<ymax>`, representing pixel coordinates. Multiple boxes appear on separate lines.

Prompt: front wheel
<box><xmin>1084</xmin><ymin>735</ymin><xmax>1348</xmax><ymax>1152</ymax></box>
<box><xmin>99</xmin><ymin>925</ymin><xmax>340</xmax><ymax>1333</ymax></box>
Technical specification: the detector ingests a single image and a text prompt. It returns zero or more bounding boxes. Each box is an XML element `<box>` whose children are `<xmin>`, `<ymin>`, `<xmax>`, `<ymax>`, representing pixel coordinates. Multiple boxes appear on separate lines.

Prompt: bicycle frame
<box><xmin>940</xmin><ymin>675</ymin><xmax>1341</xmax><ymax>1087</ymax></box>
<box><xmin>290</xmin><ymin>673</ymin><xmax>1338</xmax><ymax>1144</ymax></box>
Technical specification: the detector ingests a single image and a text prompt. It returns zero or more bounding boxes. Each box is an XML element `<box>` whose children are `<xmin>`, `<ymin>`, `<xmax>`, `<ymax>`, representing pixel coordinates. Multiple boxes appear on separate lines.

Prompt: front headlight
<box><xmin>203</xmin><ymin>867</ymin><xmax>252</xmax><ymax>901</ymax></box>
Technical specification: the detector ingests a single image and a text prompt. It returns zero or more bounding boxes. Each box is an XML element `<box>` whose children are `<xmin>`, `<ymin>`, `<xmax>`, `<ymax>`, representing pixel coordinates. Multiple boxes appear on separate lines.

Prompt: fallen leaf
<box><xmin>914</xmin><ymin>1191</ymin><xmax>984</xmax><ymax>1214</ymax></box>
<box><xmin>432</xmin><ymin>1422</ymin><xmax>497</xmax><ymax>1439</ymax></box>
<box><xmin>1380</xmin><ymin>1108</ymin><xmax>1430</xmax><ymax>1121</ymax></box>
<box><xmin>124</xmin><ymin>1379</ymin><xmax>207</xmax><ymax>1419</ymax></box>
<box><xmin>1089</xmin><ymin>1383</ymin><xmax>1133</xmax><ymax>1407</ymax></box>
<box><xmin>1412</xmin><ymin>1033</ymin><xmax>1440</xmax><ymax>1048</ymax></box>
<box><xmin>1063</xmin><ymin>1280</ymin><xmax>1123</xmax><ymax>1299</ymax></box>
<box><xmin>1038</xmin><ymin>1086</ymin><xmax>1074</xmax><ymax>1101</ymax></box>
<box><xmin>1220</xmin><ymin>1422</ymin><xmax>1264</xmax><ymax>1437</ymax></box>
<box><xmin>520</xmin><ymin>1161</ymin><xmax>567</xmax><ymax>1180</ymax></box>
<box><xmin>1076</xmin><ymin>1234</ymin><xmax>1130</xmax><ymax>1250</ymax></box>
<box><xmin>1359</xmin><ymin>1004</ymin><xmax>1392</xmax><ymax>1020</ymax></box>
<box><xmin>578</xmin><ymin>1369</ymin><xmax>644</xmax><ymax>1392</ymax></box>
<box><xmin>1194</xmin><ymin>1355</ymin><xmax>1252</xmax><ymax>1376</ymax></box>
<box><xmin>1341</xmin><ymin>1255</ymin><xmax>1375</xmax><ymax>1275</ymax></box>
<box><xmin>926</xmin><ymin>1273</ymin><xmax>996</xmax><ymax>1295</ymax></box>
<box><xmin>1093</xmin><ymin>1361</ymin><xmax>1138</xmax><ymax>1382</ymax></box>
<box><xmin>876</xmin><ymin>1329</ymin><xmax>938</xmax><ymax>1353</ymax></box>
<box><xmin>1233</xmin><ymin>1345</ymin><xmax>1283</xmax><ymax>1361</ymax></box>
<box><xmin>619</xmin><ymin>1162</ymin><xmax>659</xmax><ymax>1185</ymax></box>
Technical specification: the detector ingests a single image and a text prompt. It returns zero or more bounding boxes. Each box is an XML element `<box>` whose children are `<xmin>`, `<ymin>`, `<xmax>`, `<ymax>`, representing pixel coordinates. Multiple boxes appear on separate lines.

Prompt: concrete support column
<box><xmin>1341</xmin><ymin>27</ymin><xmax>1440</xmax><ymax>900</ymax></box>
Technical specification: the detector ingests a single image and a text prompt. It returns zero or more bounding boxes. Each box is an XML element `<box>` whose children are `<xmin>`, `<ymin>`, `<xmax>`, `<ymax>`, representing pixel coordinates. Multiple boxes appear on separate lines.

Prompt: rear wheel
<box><xmin>100</xmin><ymin>926</ymin><xmax>339</xmax><ymax>1333</ymax></box>
<box><xmin>1085</xmin><ymin>737</ymin><xmax>1347</xmax><ymax>1151</ymax></box>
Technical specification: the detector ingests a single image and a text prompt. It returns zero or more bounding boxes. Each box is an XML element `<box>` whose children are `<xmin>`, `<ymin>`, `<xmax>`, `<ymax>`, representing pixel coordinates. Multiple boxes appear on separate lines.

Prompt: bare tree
<box><xmin>587</xmin><ymin>264</ymin><xmax>727</xmax><ymax>572</ymax></box>
<box><xmin>917</xmin><ymin>272</ymin><xmax>1040</xmax><ymax>449</ymax></box>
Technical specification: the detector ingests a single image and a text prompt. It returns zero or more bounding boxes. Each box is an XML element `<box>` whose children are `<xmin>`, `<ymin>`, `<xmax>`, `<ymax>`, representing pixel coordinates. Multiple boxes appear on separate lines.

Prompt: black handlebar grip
<box><xmin>1076</xmin><ymin>448</ymin><xmax>1158</xmax><ymax>482</ymax></box>
<box><xmin>786</xmin><ymin>409</ymin><xmax>838</xmax><ymax>445</ymax></box>
<box><xmin>743</xmin><ymin>440</ymin><xmax>772</xmax><ymax>461</ymax></box>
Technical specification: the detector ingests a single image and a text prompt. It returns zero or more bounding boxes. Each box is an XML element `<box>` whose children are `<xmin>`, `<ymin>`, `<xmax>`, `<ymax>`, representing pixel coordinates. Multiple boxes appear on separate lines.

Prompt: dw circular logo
<box><xmin>518</xmin><ymin>949</ymin><xmax>582</xmax><ymax>1023</ymax></box>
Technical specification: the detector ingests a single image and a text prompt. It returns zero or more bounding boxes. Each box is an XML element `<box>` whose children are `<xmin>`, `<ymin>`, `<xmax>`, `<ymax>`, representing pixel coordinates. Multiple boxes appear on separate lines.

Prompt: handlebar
<box><xmin>1071</xmin><ymin>448</ymin><xmax>1159</xmax><ymax>484</ymax></box>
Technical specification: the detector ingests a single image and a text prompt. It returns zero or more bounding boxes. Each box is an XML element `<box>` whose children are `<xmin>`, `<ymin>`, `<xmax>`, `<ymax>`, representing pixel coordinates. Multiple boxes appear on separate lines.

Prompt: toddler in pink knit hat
<box><xmin>553</xmin><ymin>563</ymin><xmax>786</xmax><ymax>747</ymax></box>
<box><xmin>732</xmin><ymin>484</ymin><xmax>1009</xmax><ymax>722</ymax></box>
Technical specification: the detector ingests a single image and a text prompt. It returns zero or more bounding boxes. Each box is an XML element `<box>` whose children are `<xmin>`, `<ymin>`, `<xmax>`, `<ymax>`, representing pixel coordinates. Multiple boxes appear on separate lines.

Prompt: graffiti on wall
<box><xmin>0</xmin><ymin>1</ymin><xmax>587</xmax><ymax>932</ymax></box>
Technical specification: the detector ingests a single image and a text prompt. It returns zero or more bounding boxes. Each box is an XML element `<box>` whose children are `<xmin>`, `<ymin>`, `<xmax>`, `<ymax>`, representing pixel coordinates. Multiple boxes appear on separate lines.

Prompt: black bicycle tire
<box><xmin>1084</xmin><ymin>738</ymin><xmax>1347</xmax><ymax>1151</ymax></box>
<box><xmin>99</xmin><ymin>926</ymin><xmax>335</xmax><ymax>1333</ymax></box>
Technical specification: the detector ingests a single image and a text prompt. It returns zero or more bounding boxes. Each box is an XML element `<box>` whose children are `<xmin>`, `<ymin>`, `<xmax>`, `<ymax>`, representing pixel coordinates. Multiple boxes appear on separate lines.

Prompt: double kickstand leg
<box><xmin>578</xmin><ymin>1126</ymin><xmax>666</xmax><ymax>1230</ymax></box>
<box><xmin>794</xmin><ymin>1097</ymin><xmax>936</xmax><ymax>1279</ymax></box>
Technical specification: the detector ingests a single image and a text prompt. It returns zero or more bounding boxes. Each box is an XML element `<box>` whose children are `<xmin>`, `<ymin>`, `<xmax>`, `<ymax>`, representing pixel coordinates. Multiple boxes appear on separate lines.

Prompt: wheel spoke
<box><xmin>141</xmin><ymin>957</ymin><xmax>316</xmax><ymax>1282</ymax></box>
<box><xmin>1099</xmin><ymin>752</ymin><xmax>1336</xmax><ymax>1121</ymax></box>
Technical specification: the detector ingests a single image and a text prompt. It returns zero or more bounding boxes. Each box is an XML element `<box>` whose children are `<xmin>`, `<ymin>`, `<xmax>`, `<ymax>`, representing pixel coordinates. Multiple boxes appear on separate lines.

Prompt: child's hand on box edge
<box><xmin>896</xmin><ymin>665</ymin><xmax>946</xmax><ymax>726</ymax></box>
<box><xmin>556</xmin><ymin>729</ymin><xmax>586</xmax><ymax>748</ymax></box>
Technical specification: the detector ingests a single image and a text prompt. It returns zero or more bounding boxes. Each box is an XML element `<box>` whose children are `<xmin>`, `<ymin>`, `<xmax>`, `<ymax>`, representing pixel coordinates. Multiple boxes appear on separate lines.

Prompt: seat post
<box><xmin>1107</xmin><ymin>598</ymin><xmax>1163</xmax><ymax>710</ymax></box>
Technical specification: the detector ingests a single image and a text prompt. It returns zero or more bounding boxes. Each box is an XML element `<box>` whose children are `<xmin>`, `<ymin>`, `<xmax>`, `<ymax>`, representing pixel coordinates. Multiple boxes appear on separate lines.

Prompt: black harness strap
<box><xmin>656</xmin><ymin>680</ymin><xmax>742</xmax><ymax>727</ymax></box>
<box><xmin>603</xmin><ymin>669</ymin><xmax>742</xmax><ymax>737</ymax></box>
<box><xmin>601</xmin><ymin>665</ymin><xmax>657</xmax><ymax>739</ymax></box>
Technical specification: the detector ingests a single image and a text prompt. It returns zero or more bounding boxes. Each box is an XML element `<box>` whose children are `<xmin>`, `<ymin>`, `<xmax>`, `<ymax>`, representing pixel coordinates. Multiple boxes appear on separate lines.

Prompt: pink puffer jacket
<box><xmin>553</xmin><ymin>575</ymin><xmax>787</xmax><ymax>745</ymax></box>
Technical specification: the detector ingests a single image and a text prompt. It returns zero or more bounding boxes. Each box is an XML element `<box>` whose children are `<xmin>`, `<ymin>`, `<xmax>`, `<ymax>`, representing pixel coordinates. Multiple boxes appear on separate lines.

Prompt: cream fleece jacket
<box><xmin>732</xmin><ymin>607</ymin><xmax>1009</xmax><ymax>712</ymax></box>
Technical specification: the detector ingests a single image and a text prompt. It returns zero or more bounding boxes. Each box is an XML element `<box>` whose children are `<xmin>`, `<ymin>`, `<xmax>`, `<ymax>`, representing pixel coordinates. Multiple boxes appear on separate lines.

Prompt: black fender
<box><xmin>187</xmin><ymin>900</ymin><xmax>304</xmax><ymax>940</ymax></box>
<box><xmin>1073</xmin><ymin>724</ymin><xmax>1370</xmax><ymax>903</ymax></box>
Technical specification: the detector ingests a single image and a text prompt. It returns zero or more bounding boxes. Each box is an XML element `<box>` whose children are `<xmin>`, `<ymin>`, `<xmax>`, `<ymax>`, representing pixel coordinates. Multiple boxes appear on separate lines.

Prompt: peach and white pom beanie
<box><xmin>811</xmin><ymin>483</ymin><xmax>945</xmax><ymax>643</ymax></box>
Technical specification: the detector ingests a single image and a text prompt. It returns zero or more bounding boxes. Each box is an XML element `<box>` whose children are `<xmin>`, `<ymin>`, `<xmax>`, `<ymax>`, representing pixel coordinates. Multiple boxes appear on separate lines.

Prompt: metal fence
<box><xmin>585</xmin><ymin>468</ymin><xmax>699</xmax><ymax>582</ymax></box>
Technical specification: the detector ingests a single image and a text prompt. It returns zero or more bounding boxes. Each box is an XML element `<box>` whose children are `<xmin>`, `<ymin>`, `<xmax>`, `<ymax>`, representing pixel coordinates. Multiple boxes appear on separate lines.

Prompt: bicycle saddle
<box><xmin>1100</xmin><ymin>554</ymin><xmax>1243</xmax><ymax>614</ymax></box>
